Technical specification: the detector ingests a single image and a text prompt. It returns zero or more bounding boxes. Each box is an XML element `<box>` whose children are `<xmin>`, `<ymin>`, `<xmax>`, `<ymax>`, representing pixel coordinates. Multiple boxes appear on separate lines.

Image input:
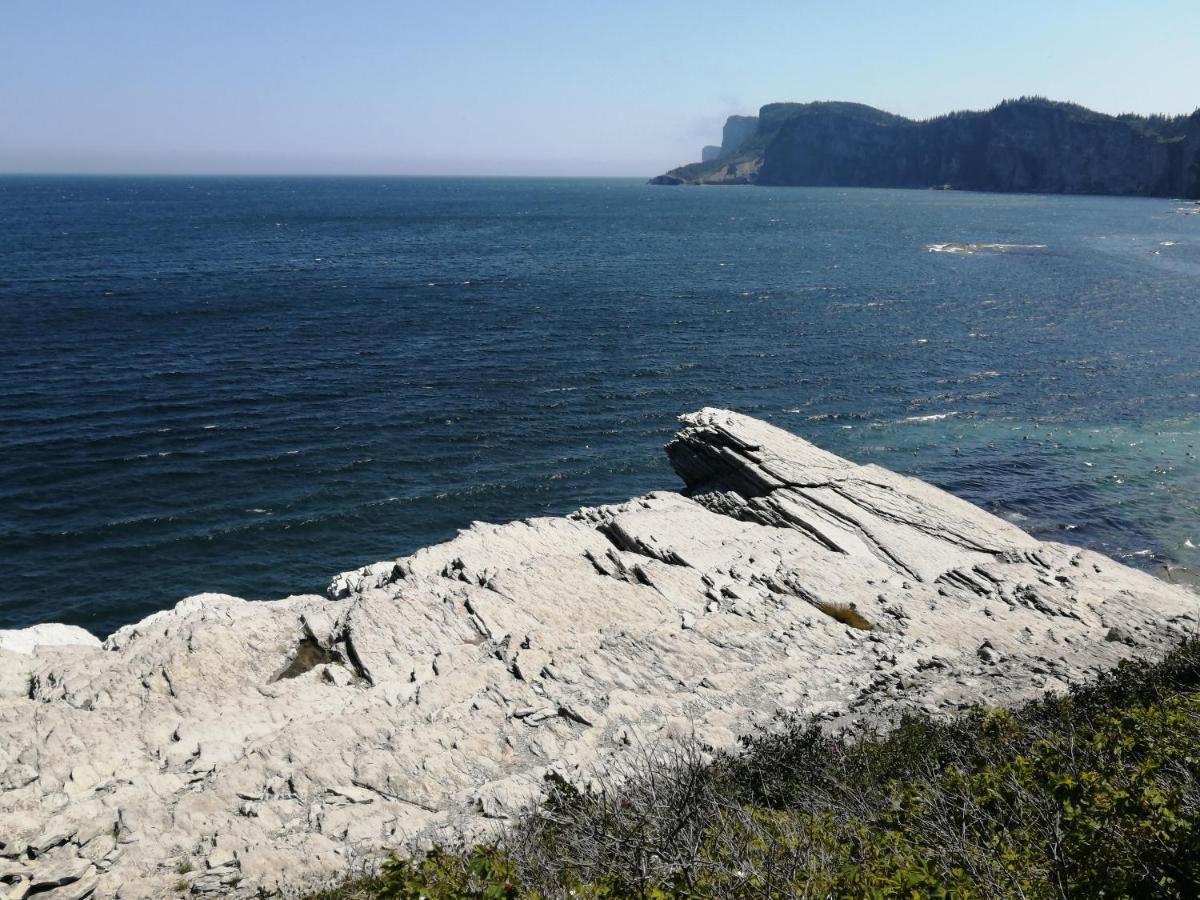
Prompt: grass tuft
<box><xmin>813</xmin><ymin>600</ymin><xmax>874</xmax><ymax>631</ymax></box>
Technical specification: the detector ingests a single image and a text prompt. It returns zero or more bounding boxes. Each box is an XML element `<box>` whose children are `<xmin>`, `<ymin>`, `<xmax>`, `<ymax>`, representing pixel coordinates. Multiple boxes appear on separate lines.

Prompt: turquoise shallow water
<box><xmin>1</xmin><ymin>177</ymin><xmax>1197</xmax><ymax>634</ymax></box>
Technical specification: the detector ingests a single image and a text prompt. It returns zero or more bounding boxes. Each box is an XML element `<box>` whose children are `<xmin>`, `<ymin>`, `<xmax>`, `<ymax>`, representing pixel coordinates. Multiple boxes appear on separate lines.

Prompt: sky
<box><xmin>2</xmin><ymin>0</ymin><xmax>1198</xmax><ymax>176</ymax></box>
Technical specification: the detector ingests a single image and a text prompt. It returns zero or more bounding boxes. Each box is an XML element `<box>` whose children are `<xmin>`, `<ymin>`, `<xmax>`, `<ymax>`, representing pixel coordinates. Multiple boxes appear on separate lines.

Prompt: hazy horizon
<box><xmin>3</xmin><ymin>0</ymin><xmax>1198</xmax><ymax>177</ymax></box>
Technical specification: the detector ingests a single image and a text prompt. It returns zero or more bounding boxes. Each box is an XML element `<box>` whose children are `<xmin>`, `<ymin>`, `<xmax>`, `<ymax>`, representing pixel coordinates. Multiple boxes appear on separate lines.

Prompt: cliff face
<box><xmin>655</xmin><ymin>100</ymin><xmax>1200</xmax><ymax>198</ymax></box>
<box><xmin>685</xmin><ymin>119</ymin><xmax>757</xmax><ymax>169</ymax></box>
<box><xmin>1185</xmin><ymin>114</ymin><xmax>1200</xmax><ymax>197</ymax></box>
<box><xmin>2</xmin><ymin>409</ymin><xmax>1196</xmax><ymax>898</ymax></box>
<box><xmin>721</xmin><ymin>115</ymin><xmax>759</xmax><ymax>155</ymax></box>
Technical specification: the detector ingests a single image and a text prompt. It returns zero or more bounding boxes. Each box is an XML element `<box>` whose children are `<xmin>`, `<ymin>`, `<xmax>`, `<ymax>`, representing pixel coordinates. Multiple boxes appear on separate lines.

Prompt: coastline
<box><xmin>5</xmin><ymin>177</ymin><xmax>1199</xmax><ymax>638</ymax></box>
<box><xmin>2</xmin><ymin>409</ymin><xmax>1196</xmax><ymax>897</ymax></box>
<box><xmin>654</xmin><ymin>99</ymin><xmax>1200</xmax><ymax>197</ymax></box>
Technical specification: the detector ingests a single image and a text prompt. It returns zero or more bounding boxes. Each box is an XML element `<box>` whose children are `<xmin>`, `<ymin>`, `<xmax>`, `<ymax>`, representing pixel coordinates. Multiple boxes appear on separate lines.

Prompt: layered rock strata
<box><xmin>1</xmin><ymin>409</ymin><xmax>1196</xmax><ymax>898</ymax></box>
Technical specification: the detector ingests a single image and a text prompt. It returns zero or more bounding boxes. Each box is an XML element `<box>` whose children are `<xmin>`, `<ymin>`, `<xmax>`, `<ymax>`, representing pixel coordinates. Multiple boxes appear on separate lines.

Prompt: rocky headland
<box><xmin>654</xmin><ymin>98</ymin><xmax>1200</xmax><ymax>197</ymax></box>
<box><xmin>1</xmin><ymin>409</ymin><xmax>1196</xmax><ymax>898</ymax></box>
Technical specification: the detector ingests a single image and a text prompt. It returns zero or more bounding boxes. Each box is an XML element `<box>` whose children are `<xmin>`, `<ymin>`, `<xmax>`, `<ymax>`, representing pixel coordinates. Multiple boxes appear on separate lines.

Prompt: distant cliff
<box><xmin>653</xmin><ymin>98</ymin><xmax>1200</xmax><ymax>198</ymax></box>
<box><xmin>721</xmin><ymin>115</ymin><xmax>758</xmax><ymax>155</ymax></box>
<box><xmin>696</xmin><ymin>117</ymin><xmax>760</xmax><ymax>166</ymax></box>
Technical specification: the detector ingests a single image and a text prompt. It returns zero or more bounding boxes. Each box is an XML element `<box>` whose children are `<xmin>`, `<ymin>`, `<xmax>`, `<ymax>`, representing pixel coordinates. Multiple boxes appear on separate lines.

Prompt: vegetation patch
<box><xmin>812</xmin><ymin>601</ymin><xmax>873</xmax><ymax>631</ymax></box>
<box><xmin>313</xmin><ymin>639</ymin><xmax>1200</xmax><ymax>898</ymax></box>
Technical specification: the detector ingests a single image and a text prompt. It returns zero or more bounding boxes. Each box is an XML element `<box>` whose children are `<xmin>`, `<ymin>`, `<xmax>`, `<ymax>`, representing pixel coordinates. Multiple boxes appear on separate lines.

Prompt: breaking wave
<box><xmin>926</xmin><ymin>242</ymin><xmax>1047</xmax><ymax>254</ymax></box>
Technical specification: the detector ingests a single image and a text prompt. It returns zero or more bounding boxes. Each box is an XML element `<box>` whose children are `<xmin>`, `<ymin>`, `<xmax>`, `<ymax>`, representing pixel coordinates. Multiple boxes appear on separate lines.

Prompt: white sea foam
<box><xmin>926</xmin><ymin>242</ymin><xmax>1047</xmax><ymax>254</ymax></box>
<box><xmin>903</xmin><ymin>412</ymin><xmax>958</xmax><ymax>422</ymax></box>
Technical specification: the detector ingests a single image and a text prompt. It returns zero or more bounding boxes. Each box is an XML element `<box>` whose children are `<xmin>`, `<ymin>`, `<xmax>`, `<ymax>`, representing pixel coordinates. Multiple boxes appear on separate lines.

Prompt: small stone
<box><xmin>29</xmin><ymin>828</ymin><xmax>75</xmax><ymax>856</ymax></box>
<box><xmin>39</xmin><ymin>872</ymin><xmax>98</xmax><ymax>900</ymax></box>
<box><xmin>190</xmin><ymin>873</ymin><xmax>226</xmax><ymax>894</ymax></box>
<box><xmin>31</xmin><ymin>857</ymin><xmax>93</xmax><ymax>890</ymax></box>
<box><xmin>205</xmin><ymin>848</ymin><xmax>237</xmax><ymax>871</ymax></box>
<box><xmin>326</xmin><ymin>784</ymin><xmax>374</xmax><ymax>805</ymax></box>
<box><xmin>977</xmin><ymin>642</ymin><xmax>1002</xmax><ymax>664</ymax></box>
<box><xmin>321</xmin><ymin>664</ymin><xmax>354</xmax><ymax>688</ymax></box>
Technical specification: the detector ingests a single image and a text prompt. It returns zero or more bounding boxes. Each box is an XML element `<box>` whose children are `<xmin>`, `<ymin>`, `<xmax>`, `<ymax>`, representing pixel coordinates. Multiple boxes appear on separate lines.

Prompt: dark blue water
<box><xmin>2</xmin><ymin>176</ymin><xmax>1198</xmax><ymax>635</ymax></box>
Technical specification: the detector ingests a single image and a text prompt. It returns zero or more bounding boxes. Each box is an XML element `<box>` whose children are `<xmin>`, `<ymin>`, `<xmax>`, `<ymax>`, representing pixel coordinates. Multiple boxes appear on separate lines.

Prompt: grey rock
<box><xmin>0</xmin><ymin>408</ymin><xmax>1194</xmax><ymax>897</ymax></box>
<box><xmin>205</xmin><ymin>848</ymin><xmax>238</xmax><ymax>871</ymax></box>
<box><xmin>1106</xmin><ymin>626</ymin><xmax>1137</xmax><ymax>646</ymax></box>
<box><xmin>36</xmin><ymin>873</ymin><xmax>97</xmax><ymax>900</ymax></box>
<box><xmin>977</xmin><ymin>641</ymin><xmax>1003</xmax><ymax>665</ymax></box>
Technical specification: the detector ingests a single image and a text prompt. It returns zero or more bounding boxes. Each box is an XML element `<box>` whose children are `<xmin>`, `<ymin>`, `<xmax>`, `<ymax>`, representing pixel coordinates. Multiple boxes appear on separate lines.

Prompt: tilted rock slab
<box><xmin>1</xmin><ymin>409</ymin><xmax>1196</xmax><ymax>898</ymax></box>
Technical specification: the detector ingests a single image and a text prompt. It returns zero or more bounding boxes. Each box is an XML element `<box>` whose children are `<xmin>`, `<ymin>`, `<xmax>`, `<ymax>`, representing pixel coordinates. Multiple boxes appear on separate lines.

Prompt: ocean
<box><xmin>1</xmin><ymin>176</ymin><xmax>1197</xmax><ymax>635</ymax></box>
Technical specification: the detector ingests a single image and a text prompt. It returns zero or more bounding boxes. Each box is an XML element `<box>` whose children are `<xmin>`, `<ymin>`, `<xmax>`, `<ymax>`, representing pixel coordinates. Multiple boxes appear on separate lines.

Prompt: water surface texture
<box><xmin>2</xmin><ymin>177</ymin><xmax>1197</xmax><ymax>634</ymax></box>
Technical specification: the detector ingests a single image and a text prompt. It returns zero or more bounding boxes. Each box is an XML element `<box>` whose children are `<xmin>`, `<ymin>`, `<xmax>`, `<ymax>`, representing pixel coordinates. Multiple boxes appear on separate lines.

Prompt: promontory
<box><xmin>652</xmin><ymin>98</ymin><xmax>1200</xmax><ymax>197</ymax></box>
<box><xmin>1</xmin><ymin>410</ymin><xmax>1196</xmax><ymax>897</ymax></box>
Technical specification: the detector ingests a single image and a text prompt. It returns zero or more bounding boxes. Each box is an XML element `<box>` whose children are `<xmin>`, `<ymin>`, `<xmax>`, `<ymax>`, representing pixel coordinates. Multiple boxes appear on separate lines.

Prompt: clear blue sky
<box><xmin>2</xmin><ymin>0</ymin><xmax>1197</xmax><ymax>176</ymax></box>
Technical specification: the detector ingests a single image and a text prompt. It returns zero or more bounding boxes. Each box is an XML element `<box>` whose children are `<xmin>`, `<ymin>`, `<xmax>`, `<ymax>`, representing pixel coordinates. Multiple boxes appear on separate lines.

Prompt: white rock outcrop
<box><xmin>1</xmin><ymin>409</ymin><xmax>1195</xmax><ymax>898</ymax></box>
<box><xmin>0</xmin><ymin>625</ymin><xmax>101</xmax><ymax>657</ymax></box>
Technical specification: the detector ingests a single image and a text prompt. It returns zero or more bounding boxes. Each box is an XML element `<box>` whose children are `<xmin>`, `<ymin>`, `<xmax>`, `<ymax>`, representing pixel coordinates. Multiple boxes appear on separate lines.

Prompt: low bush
<box><xmin>315</xmin><ymin>639</ymin><xmax>1200</xmax><ymax>898</ymax></box>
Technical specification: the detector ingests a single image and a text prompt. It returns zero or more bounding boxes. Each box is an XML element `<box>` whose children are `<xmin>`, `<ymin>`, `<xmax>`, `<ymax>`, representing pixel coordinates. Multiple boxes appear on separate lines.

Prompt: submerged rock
<box><xmin>0</xmin><ymin>409</ymin><xmax>1195</xmax><ymax>897</ymax></box>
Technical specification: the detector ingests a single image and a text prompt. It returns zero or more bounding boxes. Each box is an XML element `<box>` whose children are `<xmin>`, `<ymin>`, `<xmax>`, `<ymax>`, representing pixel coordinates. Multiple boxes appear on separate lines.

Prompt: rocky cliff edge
<box><xmin>1</xmin><ymin>409</ymin><xmax>1196</xmax><ymax>898</ymax></box>
<box><xmin>654</xmin><ymin>99</ymin><xmax>1200</xmax><ymax>197</ymax></box>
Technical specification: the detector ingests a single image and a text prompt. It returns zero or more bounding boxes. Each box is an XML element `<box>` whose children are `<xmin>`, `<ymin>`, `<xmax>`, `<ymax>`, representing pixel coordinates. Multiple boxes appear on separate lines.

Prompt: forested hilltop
<box><xmin>653</xmin><ymin>97</ymin><xmax>1200</xmax><ymax>197</ymax></box>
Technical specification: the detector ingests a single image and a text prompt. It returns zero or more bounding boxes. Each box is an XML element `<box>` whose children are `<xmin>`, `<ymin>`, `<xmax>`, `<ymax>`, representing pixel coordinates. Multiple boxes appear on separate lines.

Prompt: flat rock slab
<box><xmin>1</xmin><ymin>409</ymin><xmax>1195</xmax><ymax>898</ymax></box>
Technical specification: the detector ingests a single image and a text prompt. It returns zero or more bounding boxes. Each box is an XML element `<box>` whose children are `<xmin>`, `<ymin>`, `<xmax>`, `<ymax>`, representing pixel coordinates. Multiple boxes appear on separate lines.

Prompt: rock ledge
<box><xmin>1</xmin><ymin>409</ymin><xmax>1195</xmax><ymax>898</ymax></box>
